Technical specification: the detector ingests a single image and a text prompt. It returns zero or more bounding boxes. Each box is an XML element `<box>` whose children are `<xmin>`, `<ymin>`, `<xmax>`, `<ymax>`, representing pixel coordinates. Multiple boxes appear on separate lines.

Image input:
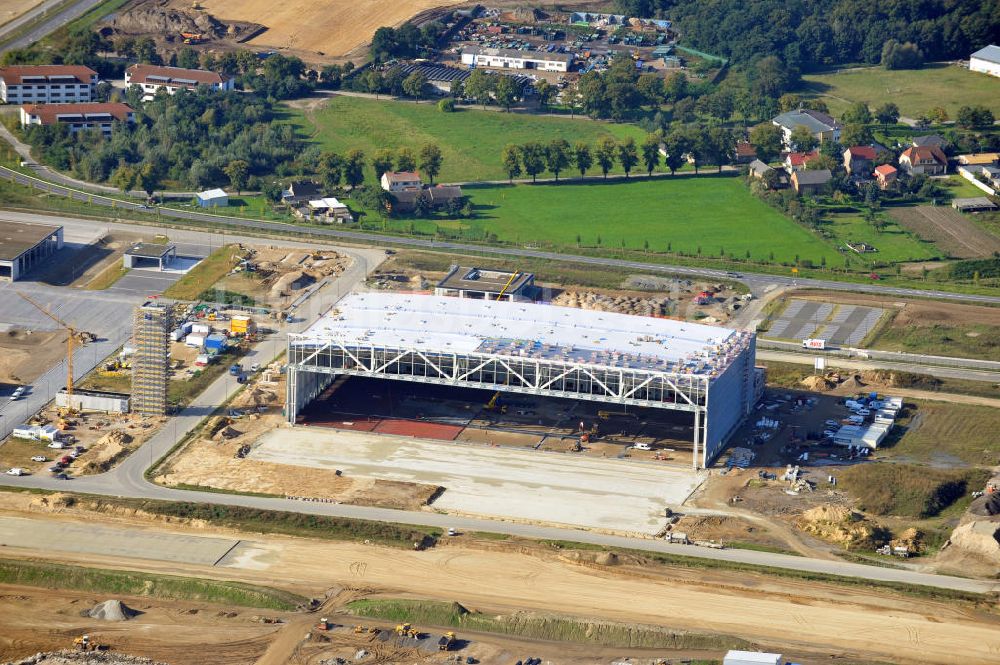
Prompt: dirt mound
<box><xmin>87</xmin><ymin>599</ymin><xmax>139</xmax><ymax>622</ymax></box>
<box><xmin>948</xmin><ymin>520</ymin><xmax>1000</xmax><ymax>561</ymax></box>
<box><xmin>76</xmin><ymin>430</ymin><xmax>134</xmax><ymax>475</ymax></box>
<box><xmin>798</xmin><ymin>504</ymin><xmax>888</xmax><ymax>550</ymax></box>
<box><xmin>29</xmin><ymin>493</ymin><xmax>76</xmax><ymax>512</ymax></box>
<box><xmin>212</xmin><ymin>425</ymin><xmax>242</xmax><ymax>441</ymax></box>
<box><xmin>841</xmin><ymin>374</ymin><xmax>866</xmax><ymax>390</ymax></box>
<box><xmin>891</xmin><ymin>527</ymin><xmax>924</xmax><ymax>554</ymax></box>
<box><xmin>7</xmin><ymin>651</ymin><xmax>168</xmax><ymax>664</ymax></box>
<box><xmin>553</xmin><ymin>291</ymin><xmax>672</xmax><ymax>317</ymax></box>
<box><xmin>800</xmin><ymin>375</ymin><xmax>834</xmax><ymax>391</ymax></box>
<box><xmin>102</xmin><ymin>3</ymin><xmax>263</xmax><ymax>41</ymax></box>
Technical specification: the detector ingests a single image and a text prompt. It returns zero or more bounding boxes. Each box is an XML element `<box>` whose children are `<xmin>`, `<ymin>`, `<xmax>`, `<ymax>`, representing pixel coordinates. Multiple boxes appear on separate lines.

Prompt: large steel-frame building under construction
<box><xmin>287</xmin><ymin>293</ymin><xmax>758</xmax><ymax>468</ymax></box>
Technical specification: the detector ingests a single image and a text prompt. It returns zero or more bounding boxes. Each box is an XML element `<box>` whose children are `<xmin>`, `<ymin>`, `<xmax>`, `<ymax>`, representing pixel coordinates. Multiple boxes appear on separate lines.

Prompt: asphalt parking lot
<box><xmin>108</xmin><ymin>242</ymin><xmax>209</xmax><ymax>296</ymax></box>
<box><xmin>767</xmin><ymin>299</ymin><xmax>883</xmax><ymax>346</ymax></box>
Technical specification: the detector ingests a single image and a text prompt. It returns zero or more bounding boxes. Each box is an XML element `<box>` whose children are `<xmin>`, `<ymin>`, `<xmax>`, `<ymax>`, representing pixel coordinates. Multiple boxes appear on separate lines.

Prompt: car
<box><xmin>824</xmin><ymin>420</ymin><xmax>840</xmax><ymax>427</ymax></box>
<box><xmin>726</xmin><ymin>271</ymin><xmax>743</xmax><ymax>278</ymax></box>
<box><xmin>632</xmin><ymin>442</ymin><xmax>652</xmax><ymax>451</ymax></box>
<box><xmin>855</xmin><ymin>408</ymin><xmax>871</xmax><ymax>416</ymax></box>
<box><xmin>52</xmin><ymin>472</ymin><xmax>70</xmax><ymax>480</ymax></box>
<box><xmin>249</xmin><ymin>363</ymin><xmax>260</xmax><ymax>372</ymax></box>
<box><xmin>447</xmin><ymin>528</ymin><xmax>458</xmax><ymax>537</ymax></box>
<box><xmin>46</xmin><ymin>441</ymin><xmax>65</xmax><ymax>449</ymax></box>
<box><xmin>823</xmin><ymin>430</ymin><xmax>838</xmax><ymax>438</ymax></box>
<box><xmin>6</xmin><ymin>468</ymin><xmax>25</xmax><ymax>476</ymax></box>
<box><xmin>384</xmin><ymin>249</ymin><xmax>396</xmax><ymax>255</ymax></box>
<box><xmin>48</xmin><ymin>465</ymin><xmax>61</xmax><ymax>473</ymax></box>
<box><xmin>9</xmin><ymin>386</ymin><xmax>25</xmax><ymax>400</ymax></box>
<box><xmin>30</xmin><ymin>456</ymin><xmax>46</xmax><ymax>462</ymax></box>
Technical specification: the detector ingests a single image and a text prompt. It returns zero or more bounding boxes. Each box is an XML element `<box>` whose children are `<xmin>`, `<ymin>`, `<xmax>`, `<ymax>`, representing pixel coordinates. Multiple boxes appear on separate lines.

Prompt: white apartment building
<box><xmin>0</xmin><ymin>65</ymin><xmax>97</xmax><ymax>104</ymax></box>
<box><xmin>19</xmin><ymin>102</ymin><xmax>136</xmax><ymax>137</ymax></box>
<box><xmin>125</xmin><ymin>64</ymin><xmax>233</xmax><ymax>101</ymax></box>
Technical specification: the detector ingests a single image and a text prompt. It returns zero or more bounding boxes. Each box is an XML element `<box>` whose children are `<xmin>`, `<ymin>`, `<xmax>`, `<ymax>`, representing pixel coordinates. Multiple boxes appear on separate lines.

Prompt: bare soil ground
<box><xmin>211</xmin><ymin>246</ymin><xmax>350</xmax><ymax>309</ymax></box>
<box><xmin>0</xmin><ymin>329</ymin><xmax>67</xmax><ymax>385</ymax></box>
<box><xmin>0</xmin><ymin>0</ymin><xmax>43</xmax><ymax>28</ymax></box>
<box><xmin>1</xmin><ymin>499</ymin><xmax>998</xmax><ymax>665</ymax></box>
<box><xmin>889</xmin><ymin>206</ymin><xmax>1000</xmax><ymax>259</ymax></box>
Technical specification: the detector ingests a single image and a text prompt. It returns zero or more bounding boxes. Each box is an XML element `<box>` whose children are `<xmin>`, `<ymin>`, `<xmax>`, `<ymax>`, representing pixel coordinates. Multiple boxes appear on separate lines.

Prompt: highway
<box><xmin>0</xmin><ymin>213</ymin><xmax>996</xmax><ymax>595</ymax></box>
<box><xmin>757</xmin><ymin>349</ymin><xmax>1000</xmax><ymax>383</ymax></box>
<box><xmin>0</xmin><ymin>0</ymin><xmax>106</xmax><ymax>52</ymax></box>
<box><xmin>4</xmin><ymin>166</ymin><xmax>1000</xmax><ymax>306</ymax></box>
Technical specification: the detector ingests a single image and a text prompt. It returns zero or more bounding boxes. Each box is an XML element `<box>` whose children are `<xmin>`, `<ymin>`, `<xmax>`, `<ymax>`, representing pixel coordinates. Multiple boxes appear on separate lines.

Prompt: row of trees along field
<box><xmin>500</xmin><ymin>128</ymin><xmax>739</xmax><ymax>183</ymax></box>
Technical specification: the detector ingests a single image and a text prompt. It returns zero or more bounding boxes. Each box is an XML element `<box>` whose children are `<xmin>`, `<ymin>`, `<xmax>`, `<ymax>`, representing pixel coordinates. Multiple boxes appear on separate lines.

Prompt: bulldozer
<box><xmin>438</xmin><ymin>631</ymin><xmax>456</xmax><ymax>651</ymax></box>
<box><xmin>73</xmin><ymin>635</ymin><xmax>104</xmax><ymax>651</ymax></box>
<box><xmin>394</xmin><ymin>623</ymin><xmax>411</xmax><ymax>636</ymax></box>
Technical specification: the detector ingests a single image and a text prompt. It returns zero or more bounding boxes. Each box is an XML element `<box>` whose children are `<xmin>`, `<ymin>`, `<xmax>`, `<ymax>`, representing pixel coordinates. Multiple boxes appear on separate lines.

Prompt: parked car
<box><xmin>52</xmin><ymin>472</ymin><xmax>70</xmax><ymax>480</ymax></box>
<box><xmin>9</xmin><ymin>386</ymin><xmax>25</xmax><ymax>400</ymax></box>
<box><xmin>30</xmin><ymin>455</ymin><xmax>46</xmax><ymax>462</ymax></box>
<box><xmin>824</xmin><ymin>420</ymin><xmax>840</xmax><ymax>427</ymax></box>
<box><xmin>6</xmin><ymin>468</ymin><xmax>25</xmax><ymax>476</ymax></box>
<box><xmin>823</xmin><ymin>430</ymin><xmax>838</xmax><ymax>438</ymax></box>
<box><xmin>46</xmin><ymin>441</ymin><xmax>65</xmax><ymax>449</ymax></box>
<box><xmin>855</xmin><ymin>408</ymin><xmax>871</xmax><ymax>416</ymax></box>
<box><xmin>632</xmin><ymin>442</ymin><xmax>652</xmax><ymax>451</ymax></box>
<box><xmin>447</xmin><ymin>527</ymin><xmax>458</xmax><ymax>537</ymax></box>
<box><xmin>249</xmin><ymin>363</ymin><xmax>261</xmax><ymax>372</ymax></box>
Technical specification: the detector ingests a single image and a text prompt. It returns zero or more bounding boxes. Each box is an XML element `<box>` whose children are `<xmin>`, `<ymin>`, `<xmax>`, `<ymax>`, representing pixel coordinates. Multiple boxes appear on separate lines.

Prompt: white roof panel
<box><xmin>296</xmin><ymin>293</ymin><xmax>753</xmax><ymax>377</ymax></box>
<box><xmin>198</xmin><ymin>188</ymin><xmax>228</xmax><ymax>199</ymax></box>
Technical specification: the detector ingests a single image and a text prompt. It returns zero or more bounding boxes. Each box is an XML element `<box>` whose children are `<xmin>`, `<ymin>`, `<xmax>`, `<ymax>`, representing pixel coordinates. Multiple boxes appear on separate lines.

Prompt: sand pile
<box><xmin>800</xmin><ymin>375</ymin><xmax>835</xmax><ymax>391</ymax></box>
<box><xmin>77</xmin><ymin>431</ymin><xmax>133</xmax><ymax>474</ymax></box>
<box><xmin>891</xmin><ymin>527</ymin><xmax>924</xmax><ymax>554</ymax></box>
<box><xmin>29</xmin><ymin>493</ymin><xmax>76</xmax><ymax>512</ymax></box>
<box><xmin>213</xmin><ymin>425</ymin><xmax>242</xmax><ymax>441</ymax></box>
<box><xmin>947</xmin><ymin>521</ymin><xmax>1000</xmax><ymax>561</ymax></box>
<box><xmin>553</xmin><ymin>291</ymin><xmax>673</xmax><ymax>317</ymax></box>
<box><xmin>88</xmin><ymin>599</ymin><xmax>139</xmax><ymax>622</ymax></box>
<box><xmin>841</xmin><ymin>375</ymin><xmax>866</xmax><ymax>390</ymax></box>
<box><xmin>798</xmin><ymin>504</ymin><xmax>888</xmax><ymax>550</ymax></box>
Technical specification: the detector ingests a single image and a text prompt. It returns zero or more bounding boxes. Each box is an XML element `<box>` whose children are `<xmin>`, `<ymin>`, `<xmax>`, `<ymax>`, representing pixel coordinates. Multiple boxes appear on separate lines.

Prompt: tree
<box><xmin>223</xmin><ymin>159</ymin><xmax>249</xmax><ymax>194</ymax></box>
<box><xmin>663</xmin><ymin>72</ymin><xmax>687</xmax><ymax>102</ymax></box>
<box><xmin>534</xmin><ymin>79</ymin><xmax>555</xmax><ymax>110</ymax></box>
<box><xmin>789</xmin><ymin>125</ymin><xmax>819</xmax><ymax>152</ymax></box>
<box><xmin>595</xmin><ymin>137</ymin><xmax>617</xmax><ymax>179</ymax></box>
<box><xmin>176</xmin><ymin>48</ymin><xmax>200</xmax><ymax>70</ymax></box>
<box><xmin>501</xmin><ymin>144</ymin><xmax>521</xmax><ymax>183</ymax></box>
<box><xmin>881</xmin><ymin>39</ymin><xmax>924</xmax><ymax>70</ymax></box>
<box><xmin>957</xmin><ymin>105</ymin><xmax>995</xmax><ymax>129</ymax></box>
<box><xmin>138</xmin><ymin>160</ymin><xmax>164</xmax><ymax>196</ymax></box>
<box><xmin>573</xmin><ymin>142</ymin><xmax>592</xmax><ymax>177</ymax></box>
<box><xmin>319</xmin><ymin>151</ymin><xmax>342</xmax><ymax>190</ymax></box>
<box><xmin>841</xmin><ymin>123</ymin><xmax>873</xmax><ymax>147</ymax></box>
<box><xmin>749</xmin><ymin>123</ymin><xmax>783</xmax><ymax>163</ymax></box>
<box><xmin>778</xmin><ymin>93</ymin><xmax>801</xmax><ymax>112</ymax></box>
<box><xmin>703</xmin><ymin>127</ymin><xmax>733</xmax><ymax>173</ymax></box>
<box><xmin>842</xmin><ymin>101</ymin><xmax>872</xmax><ymax>125</ymax></box>
<box><xmin>110</xmin><ymin>163</ymin><xmax>138</xmax><ymax>193</ymax></box>
<box><xmin>372</xmin><ymin>149</ymin><xmax>394</xmax><ymax>179</ymax></box>
<box><xmin>361</xmin><ymin>69</ymin><xmax>384</xmax><ymax>97</ymax></box>
<box><xmin>494</xmin><ymin>76</ymin><xmax>521</xmax><ymax>111</ymax></box>
<box><xmin>463</xmin><ymin>69</ymin><xmax>494</xmax><ymax>108</ymax></box>
<box><xmin>545</xmin><ymin>139</ymin><xmax>570</xmax><ymax>181</ymax></box>
<box><xmin>929</xmin><ymin>106</ymin><xmax>949</xmax><ymax>124</ymax></box>
<box><xmin>402</xmin><ymin>71</ymin><xmax>427</xmax><ymax>99</ymax></box>
<box><xmin>437</xmin><ymin>98</ymin><xmax>455</xmax><ymax>112</ymax></box>
<box><xmin>637</xmin><ymin>73</ymin><xmax>663</xmax><ymax>105</ymax></box>
<box><xmin>750</xmin><ymin>55</ymin><xmax>798</xmax><ymax>98</ymax></box>
<box><xmin>641</xmin><ymin>134</ymin><xmax>660</xmax><ymax>176</ymax></box>
<box><xmin>343</xmin><ymin>149</ymin><xmax>366</xmax><ymax>188</ymax></box>
<box><xmin>874</xmin><ymin>102</ymin><xmax>900</xmax><ymax>127</ymax></box>
<box><xmin>520</xmin><ymin>142</ymin><xmax>546</xmax><ymax>182</ymax></box>
<box><xmin>418</xmin><ymin>143</ymin><xmax>443</xmax><ymax>184</ymax></box>
<box><xmin>661</xmin><ymin>130</ymin><xmax>688</xmax><ymax>175</ymax></box>
<box><xmin>396</xmin><ymin>148</ymin><xmax>416</xmax><ymax>173</ymax></box>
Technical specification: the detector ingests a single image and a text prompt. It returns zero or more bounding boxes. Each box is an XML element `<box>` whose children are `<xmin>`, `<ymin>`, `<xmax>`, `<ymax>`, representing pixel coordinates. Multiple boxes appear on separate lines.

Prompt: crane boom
<box><xmin>16</xmin><ymin>292</ymin><xmax>79</xmax><ymax>399</ymax></box>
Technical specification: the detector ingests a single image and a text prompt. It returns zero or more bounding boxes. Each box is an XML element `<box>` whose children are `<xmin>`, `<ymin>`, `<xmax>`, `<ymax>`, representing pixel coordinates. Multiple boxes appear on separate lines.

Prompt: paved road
<box><xmin>0</xmin><ymin>215</ymin><xmax>994</xmax><ymax>594</ymax></box>
<box><xmin>4</xmin><ymin>168</ymin><xmax>1000</xmax><ymax>307</ymax></box>
<box><xmin>757</xmin><ymin>350</ymin><xmax>1000</xmax><ymax>383</ymax></box>
<box><xmin>0</xmin><ymin>0</ymin><xmax>105</xmax><ymax>52</ymax></box>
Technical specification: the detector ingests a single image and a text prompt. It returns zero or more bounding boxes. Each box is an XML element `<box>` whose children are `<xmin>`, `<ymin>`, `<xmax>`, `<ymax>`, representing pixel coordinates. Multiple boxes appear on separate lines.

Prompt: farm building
<box><xmin>952</xmin><ymin>197</ymin><xmax>999</xmax><ymax>213</ymax></box>
<box><xmin>196</xmin><ymin>188</ymin><xmax>229</xmax><ymax>208</ymax></box>
<box><xmin>19</xmin><ymin>102</ymin><xmax>134</xmax><ymax>136</ymax></box>
<box><xmin>0</xmin><ymin>220</ymin><xmax>64</xmax><ymax>282</ymax></box>
<box><xmin>123</xmin><ymin>242</ymin><xmax>177</xmax><ymax>270</ymax></box>
<box><xmin>395</xmin><ymin>63</ymin><xmax>534</xmax><ymax>96</ymax></box>
<box><xmin>125</xmin><ymin>64</ymin><xmax>233</xmax><ymax>101</ymax></box>
<box><xmin>286</xmin><ymin>293</ymin><xmax>758</xmax><ymax>468</ymax></box>
<box><xmin>461</xmin><ymin>46</ymin><xmax>572</xmax><ymax>72</ymax></box>
<box><xmin>435</xmin><ymin>265</ymin><xmax>535</xmax><ymax>301</ymax></box>
<box><xmin>791</xmin><ymin>169</ymin><xmax>832</xmax><ymax>195</ymax></box>
<box><xmin>970</xmin><ymin>45</ymin><xmax>1000</xmax><ymax>78</ymax></box>
<box><xmin>0</xmin><ymin>64</ymin><xmax>97</xmax><ymax>104</ymax></box>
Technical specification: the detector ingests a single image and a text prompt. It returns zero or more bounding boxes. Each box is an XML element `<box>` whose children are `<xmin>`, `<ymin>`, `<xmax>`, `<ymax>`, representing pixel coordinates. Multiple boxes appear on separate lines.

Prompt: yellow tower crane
<box><xmin>16</xmin><ymin>292</ymin><xmax>93</xmax><ymax>408</ymax></box>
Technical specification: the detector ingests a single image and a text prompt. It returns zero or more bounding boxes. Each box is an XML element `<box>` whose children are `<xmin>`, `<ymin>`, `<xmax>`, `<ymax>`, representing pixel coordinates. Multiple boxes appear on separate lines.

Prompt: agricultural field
<box><xmin>883</xmin><ymin>401</ymin><xmax>1000</xmax><ymax>467</ymax></box>
<box><xmin>430</xmin><ymin>177</ymin><xmax>842</xmax><ymax>265</ymax></box>
<box><xmin>887</xmin><ymin>206</ymin><xmax>1000</xmax><ymax>259</ymax></box>
<box><xmin>800</xmin><ymin>63</ymin><xmax>1000</xmax><ymax>119</ymax></box>
<box><xmin>193</xmin><ymin>0</ymin><xmax>462</xmax><ymax>58</ymax></box>
<box><xmin>822</xmin><ymin>209</ymin><xmax>943</xmax><ymax>264</ymax></box>
<box><xmin>0</xmin><ymin>0</ymin><xmax>43</xmax><ymax>28</ymax></box>
<box><xmin>283</xmin><ymin>96</ymin><xmax>645</xmax><ymax>183</ymax></box>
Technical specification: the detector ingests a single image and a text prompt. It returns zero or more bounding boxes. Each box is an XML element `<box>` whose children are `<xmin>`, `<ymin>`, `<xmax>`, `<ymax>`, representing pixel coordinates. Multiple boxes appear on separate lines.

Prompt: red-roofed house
<box><xmin>843</xmin><ymin>146</ymin><xmax>878</xmax><ymax>176</ymax></box>
<box><xmin>0</xmin><ymin>65</ymin><xmax>97</xmax><ymax>104</ymax></box>
<box><xmin>380</xmin><ymin>171</ymin><xmax>422</xmax><ymax>192</ymax></box>
<box><xmin>873</xmin><ymin>164</ymin><xmax>898</xmax><ymax>190</ymax></box>
<box><xmin>783</xmin><ymin>150</ymin><xmax>819</xmax><ymax>173</ymax></box>
<box><xmin>20</xmin><ymin>103</ymin><xmax>135</xmax><ymax>136</ymax></box>
<box><xmin>125</xmin><ymin>64</ymin><xmax>232</xmax><ymax>101</ymax></box>
<box><xmin>899</xmin><ymin>146</ymin><xmax>947</xmax><ymax>176</ymax></box>
<box><xmin>733</xmin><ymin>140</ymin><xmax>757</xmax><ymax>164</ymax></box>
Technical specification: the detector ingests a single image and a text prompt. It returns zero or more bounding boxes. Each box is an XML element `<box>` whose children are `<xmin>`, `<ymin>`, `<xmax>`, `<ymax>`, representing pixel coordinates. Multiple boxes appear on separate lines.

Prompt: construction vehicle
<box><xmin>316</xmin><ymin>617</ymin><xmax>330</xmax><ymax>631</ymax></box>
<box><xmin>438</xmin><ymin>631</ymin><xmax>456</xmax><ymax>651</ymax></box>
<box><xmin>180</xmin><ymin>32</ymin><xmax>204</xmax><ymax>44</ymax></box>
<box><xmin>17</xmin><ymin>292</ymin><xmax>93</xmax><ymax>414</ymax></box>
<box><xmin>394</xmin><ymin>623</ymin><xmax>412</xmax><ymax>636</ymax></box>
<box><xmin>73</xmin><ymin>635</ymin><xmax>103</xmax><ymax>651</ymax></box>
<box><xmin>598</xmin><ymin>410</ymin><xmax>637</xmax><ymax>420</ymax></box>
<box><xmin>484</xmin><ymin>392</ymin><xmax>507</xmax><ymax>414</ymax></box>
<box><xmin>353</xmin><ymin>625</ymin><xmax>367</xmax><ymax>634</ymax></box>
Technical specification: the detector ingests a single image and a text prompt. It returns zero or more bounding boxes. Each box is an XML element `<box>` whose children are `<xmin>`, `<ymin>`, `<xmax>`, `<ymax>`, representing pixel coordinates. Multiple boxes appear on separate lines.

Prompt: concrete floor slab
<box><xmin>249</xmin><ymin>428</ymin><xmax>705</xmax><ymax>534</ymax></box>
<box><xmin>0</xmin><ymin>515</ymin><xmax>242</xmax><ymax>565</ymax></box>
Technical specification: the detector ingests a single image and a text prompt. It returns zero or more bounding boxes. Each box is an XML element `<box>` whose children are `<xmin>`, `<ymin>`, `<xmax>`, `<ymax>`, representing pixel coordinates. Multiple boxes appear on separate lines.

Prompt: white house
<box><xmin>0</xmin><ymin>65</ymin><xmax>97</xmax><ymax>104</ymax></box>
<box><xmin>380</xmin><ymin>171</ymin><xmax>422</xmax><ymax>192</ymax></box>
<box><xmin>772</xmin><ymin>108</ymin><xmax>842</xmax><ymax>148</ymax></box>
<box><xmin>461</xmin><ymin>46</ymin><xmax>572</xmax><ymax>72</ymax></box>
<box><xmin>970</xmin><ymin>45</ymin><xmax>1000</xmax><ymax>78</ymax></box>
<box><xmin>19</xmin><ymin>102</ymin><xmax>135</xmax><ymax>136</ymax></box>
<box><xmin>307</xmin><ymin>197</ymin><xmax>352</xmax><ymax>222</ymax></box>
<box><xmin>125</xmin><ymin>64</ymin><xmax>233</xmax><ymax>101</ymax></box>
<box><xmin>196</xmin><ymin>188</ymin><xmax>229</xmax><ymax>208</ymax></box>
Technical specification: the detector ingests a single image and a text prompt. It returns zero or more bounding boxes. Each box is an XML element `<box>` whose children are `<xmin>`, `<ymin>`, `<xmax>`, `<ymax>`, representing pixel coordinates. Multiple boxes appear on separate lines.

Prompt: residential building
<box><xmin>380</xmin><ymin>171</ymin><xmax>422</xmax><ymax>192</ymax></box>
<box><xmin>899</xmin><ymin>145</ymin><xmax>947</xmax><ymax>175</ymax></box>
<box><xmin>772</xmin><ymin>108</ymin><xmax>842</xmax><ymax>147</ymax></box>
<box><xmin>131</xmin><ymin>302</ymin><xmax>172</xmax><ymax>416</ymax></box>
<box><xmin>0</xmin><ymin>220</ymin><xmax>63</xmax><ymax>282</ymax></box>
<box><xmin>873</xmin><ymin>164</ymin><xmax>898</xmax><ymax>190</ymax></box>
<box><xmin>911</xmin><ymin>134</ymin><xmax>948</xmax><ymax>150</ymax></box>
<box><xmin>282</xmin><ymin>180</ymin><xmax>322</xmax><ymax>206</ymax></box>
<box><xmin>733</xmin><ymin>140</ymin><xmax>756</xmax><ymax>164</ymax></box>
<box><xmin>790</xmin><ymin>168</ymin><xmax>832</xmax><ymax>195</ymax></box>
<box><xmin>196</xmin><ymin>188</ymin><xmax>229</xmax><ymax>208</ymax></box>
<box><xmin>843</xmin><ymin>146</ymin><xmax>878</xmax><ymax>176</ymax></box>
<box><xmin>747</xmin><ymin>159</ymin><xmax>787</xmax><ymax>188</ymax></box>
<box><xmin>435</xmin><ymin>265</ymin><xmax>536</xmax><ymax>301</ymax></box>
<box><xmin>461</xmin><ymin>46</ymin><xmax>572</xmax><ymax>72</ymax></box>
<box><xmin>19</xmin><ymin>102</ymin><xmax>135</xmax><ymax>136</ymax></box>
<box><xmin>390</xmin><ymin>185</ymin><xmax>464</xmax><ymax>213</ymax></box>
<box><xmin>970</xmin><ymin>45</ymin><xmax>1000</xmax><ymax>78</ymax></box>
<box><xmin>125</xmin><ymin>64</ymin><xmax>232</xmax><ymax>101</ymax></box>
<box><xmin>0</xmin><ymin>65</ymin><xmax>97</xmax><ymax>104</ymax></box>
<box><xmin>783</xmin><ymin>150</ymin><xmax>819</xmax><ymax>173</ymax></box>
<box><xmin>304</xmin><ymin>197</ymin><xmax>353</xmax><ymax>223</ymax></box>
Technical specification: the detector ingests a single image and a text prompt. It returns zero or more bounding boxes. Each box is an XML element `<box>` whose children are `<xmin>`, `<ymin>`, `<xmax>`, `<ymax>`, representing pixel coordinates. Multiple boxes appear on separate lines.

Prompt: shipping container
<box><xmin>191</xmin><ymin>323</ymin><xmax>211</xmax><ymax>334</ymax></box>
<box><xmin>204</xmin><ymin>333</ymin><xmax>227</xmax><ymax>351</ymax></box>
<box><xmin>185</xmin><ymin>334</ymin><xmax>206</xmax><ymax>348</ymax></box>
<box><xmin>194</xmin><ymin>354</ymin><xmax>211</xmax><ymax>366</ymax></box>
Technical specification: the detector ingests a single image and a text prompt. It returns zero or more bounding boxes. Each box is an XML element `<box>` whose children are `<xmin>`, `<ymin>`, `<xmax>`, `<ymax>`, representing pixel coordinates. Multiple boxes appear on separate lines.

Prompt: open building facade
<box><xmin>287</xmin><ymin>293</ymin><xmax>758</xmax><ymax>468</ymax></box>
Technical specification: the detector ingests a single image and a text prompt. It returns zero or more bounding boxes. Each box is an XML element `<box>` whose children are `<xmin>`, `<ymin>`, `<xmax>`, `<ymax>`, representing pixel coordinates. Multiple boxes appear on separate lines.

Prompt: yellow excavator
<box><xmin>485</xmin><ymin>391</ymin><xmax>507</xmax><ymax>414</ymax></box>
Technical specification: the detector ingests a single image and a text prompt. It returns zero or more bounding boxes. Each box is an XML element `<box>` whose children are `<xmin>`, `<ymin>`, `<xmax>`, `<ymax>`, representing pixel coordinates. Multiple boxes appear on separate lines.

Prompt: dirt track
<box><xmin>3</xmin><ymin>506</ymin><xmax>1000</xmax><ymax>664</ymax></box>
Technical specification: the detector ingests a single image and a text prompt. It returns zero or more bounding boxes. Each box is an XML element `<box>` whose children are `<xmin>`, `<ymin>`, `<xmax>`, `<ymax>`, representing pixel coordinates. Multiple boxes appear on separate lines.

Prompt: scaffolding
<box><xmin>131</xmin><ymin>302</ymin><xmax>172</xmax><ymax>415</ymax></box>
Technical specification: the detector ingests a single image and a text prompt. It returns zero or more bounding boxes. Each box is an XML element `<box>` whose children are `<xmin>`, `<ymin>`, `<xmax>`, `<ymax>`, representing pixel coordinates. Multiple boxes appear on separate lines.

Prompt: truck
<box><xmin>229</xmin><ymin>363</ymin><xmax>243</xmax><ymax>376</ymax></box>
<box><xmin>802</xmin><ymin>338</ymin><xmax>826</xmax><ymax>350</ymax></box>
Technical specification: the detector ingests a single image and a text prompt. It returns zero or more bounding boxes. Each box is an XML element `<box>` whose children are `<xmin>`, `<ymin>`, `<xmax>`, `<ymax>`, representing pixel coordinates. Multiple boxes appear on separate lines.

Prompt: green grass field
<box><xmin>821</xmin><ymin>210</ymin><xmax>943</xmax><ymax>264</ymax></box>
<box><xmin>442</xmin><ymin>177</ymin><xmax>840</xmax><ymax>265</ymax></box>
<box><xmin>801</xmin><ymin>63</ymin><xmax>1000</xmax><ymax>119</ymax></box>
<box><xmin>885</xmin><ymin>402</ymin><xmax>1000</xmax><ymax>466</ymax></box>
<box><xmin>283</xmin><ymin>97</ymin><xmax>645</xmax><ymax>183</ymax></box>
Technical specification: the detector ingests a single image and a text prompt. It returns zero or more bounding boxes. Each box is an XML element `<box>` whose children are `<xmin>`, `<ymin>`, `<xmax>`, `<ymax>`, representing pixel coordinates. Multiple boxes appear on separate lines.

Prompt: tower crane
<box><xmin>16</xmin><ymin>292</ymin><xmax>94</xmax><ymax>407</ymax></box>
